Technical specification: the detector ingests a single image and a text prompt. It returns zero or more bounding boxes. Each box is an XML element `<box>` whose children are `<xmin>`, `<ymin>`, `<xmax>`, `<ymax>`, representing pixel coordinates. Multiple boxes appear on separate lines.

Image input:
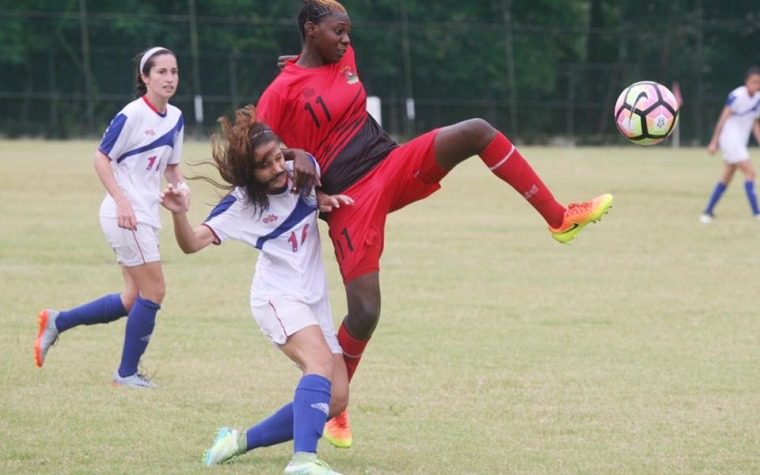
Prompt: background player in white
<box><xmin>701</xmin><ymin>66</ymin><xmax>760</xmax><ymax>223</ymax></box>
<box><xmin>35</xmin><ymin>47</ymin><xmax>190</xmax><ymax>388</ymax></box>
<box><xmin>159</xmin><ymin>105</ymin><xmax>352</xmax><ymax>475</ymax></box>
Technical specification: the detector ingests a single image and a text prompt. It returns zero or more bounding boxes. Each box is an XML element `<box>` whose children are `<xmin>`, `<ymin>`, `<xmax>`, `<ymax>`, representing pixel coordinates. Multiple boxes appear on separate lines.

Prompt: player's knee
<box><xmin>462</xmin><ymin>118</ymin><xmax>497</xmax><ymax>146</ymax></box>
<box><xmin>121</xmin><ymin>290</ymin><xmax>138</xmax><ymax>312</ymax></box>
<box><xmin>303</xmin><ymin>351</ymin><xmax>335</xmax><ymax>378</ymax></box>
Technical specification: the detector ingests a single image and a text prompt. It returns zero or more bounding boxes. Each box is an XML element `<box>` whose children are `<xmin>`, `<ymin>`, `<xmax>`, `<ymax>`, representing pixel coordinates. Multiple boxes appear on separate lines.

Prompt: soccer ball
<box><xmin>614</xmin><ymin>81</ymin><xmax>680</xmax><ymax>145</ymax></box>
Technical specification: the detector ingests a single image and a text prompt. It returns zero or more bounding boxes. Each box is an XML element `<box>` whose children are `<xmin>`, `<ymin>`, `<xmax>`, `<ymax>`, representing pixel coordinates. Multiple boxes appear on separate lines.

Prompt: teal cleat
<box><xmin>203</xmin><ymin>427</ymin><xmax>245</xmax><ymax>466</ymax></box>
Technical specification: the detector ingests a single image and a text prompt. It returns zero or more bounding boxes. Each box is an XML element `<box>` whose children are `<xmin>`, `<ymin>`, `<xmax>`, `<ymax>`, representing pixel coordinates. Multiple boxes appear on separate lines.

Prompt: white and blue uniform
<box><xmin>98</xmin><ymin>96</ymin><xmax>185</xmax><ymax>228</ymax></box>
<box><xmin>97</xmin><ymin>96</ymin><xmax>184</xmax><ymax>265</ymax></box>
<box><xmin>719</xmin><ymin>85</ymin><xmax>760</xmax><ymax>163</ymax></box>
<box><xmin>203</xmin><ymin>162</ymin><xmax>341</xmax><ymax>354</ymax></box>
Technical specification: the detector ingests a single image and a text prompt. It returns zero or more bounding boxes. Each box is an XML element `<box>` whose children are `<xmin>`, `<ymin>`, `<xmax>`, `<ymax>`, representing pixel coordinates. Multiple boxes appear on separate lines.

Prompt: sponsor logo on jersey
<box><xmin>303</xmin><ymin>87</ymin><xmax>316</xmax><ymax>99</ymax></box>
<box><xmin>263</xmin><ymin>214</ymin><xmax>278</xmax><ymax>224</ymax></box>
<box><xmin>145</xmin><ymin>129</ymin><xmax>155</xmax><ymax>136</ymax></box>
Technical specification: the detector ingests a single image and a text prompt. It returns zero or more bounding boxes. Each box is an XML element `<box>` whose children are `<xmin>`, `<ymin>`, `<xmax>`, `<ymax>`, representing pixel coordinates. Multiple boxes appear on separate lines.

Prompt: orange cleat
<box><xmin>323</xmin><ymin>410</ymin><xmax>352</xmax><ymax>449</ymax></box>
<box><xmin>35</xmin><ymin>309</ymin><xmax>60</xmax><ymax>368</ymax></box>
<box><xmin>549</xmin><ymin>194</ymin><xmax>613</xmax><ymax>243</ymax></box>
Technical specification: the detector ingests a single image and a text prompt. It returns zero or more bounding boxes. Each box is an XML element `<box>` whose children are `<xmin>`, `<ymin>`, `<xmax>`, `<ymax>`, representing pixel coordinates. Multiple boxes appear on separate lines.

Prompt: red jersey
<box><xmin>257</xmin><ymin>46</ymin><xmax>397</xmax><ymax>195</ymax></box>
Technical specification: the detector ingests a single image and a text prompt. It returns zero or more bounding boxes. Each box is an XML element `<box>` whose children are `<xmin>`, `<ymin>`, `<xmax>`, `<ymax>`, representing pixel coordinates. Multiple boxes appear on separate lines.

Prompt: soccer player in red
<box><xmin>257</xmin><ymin>0</ymin><xmax>613</xmax><ymax>448</ymax></box>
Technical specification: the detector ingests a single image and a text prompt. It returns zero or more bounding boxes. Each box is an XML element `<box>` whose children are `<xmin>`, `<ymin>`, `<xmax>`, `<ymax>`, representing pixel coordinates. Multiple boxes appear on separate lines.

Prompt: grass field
<box><xmin>2</xmin><ymin>140</ymin><xmax>760</xmax><ymax>474</ymax></box>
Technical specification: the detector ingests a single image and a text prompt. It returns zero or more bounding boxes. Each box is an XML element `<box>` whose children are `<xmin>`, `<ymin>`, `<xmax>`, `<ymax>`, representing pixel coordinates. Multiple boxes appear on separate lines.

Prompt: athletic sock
<box><xmin>55</xmin><ymin>293</ymin><xmax>127</xmax><ymax>333</ymax></box>
<box><xmin>744</xmin><ymin>180</ymin><xmax>759</xmax><ymax>215</ymax></box>
<box><xmin>117</xmin><ymin>296</ymin><xmax>159</xmax><ymax>378</ymax></box>
<box><xmin>245</xmin><ymin>402</ymin><xmax>294</xmax><ymax>451</ymax></box>
<box><xmin>338</xmin><ymin>323</ymin><xmax>368</xmax><ymax>382</ymax></box>
<box><xmin>292</xmin><ymin>374</ymin><xmax>331</xmax><ymax>454</ymax></box>
<box><xmin>478</xmin><ymin>132</ymin><xmax>565</xmax><ymax>228</ymax></box>
<box><xmin>704</xmin><ymin>182</ymin><xmax>727</xmax><ymax>215</ymax></box>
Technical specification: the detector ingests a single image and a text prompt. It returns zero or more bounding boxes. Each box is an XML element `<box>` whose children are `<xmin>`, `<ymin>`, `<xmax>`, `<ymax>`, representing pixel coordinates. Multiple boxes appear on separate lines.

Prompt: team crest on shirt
<box><xmin>340</xmin><ymin>66</ymin><xmax>359</xmax><ymax>85</ymax></box>
<box><xmin>301</xmin><ymin>186</ymin><xmax>317</xmax><ymax>208</ymax></box>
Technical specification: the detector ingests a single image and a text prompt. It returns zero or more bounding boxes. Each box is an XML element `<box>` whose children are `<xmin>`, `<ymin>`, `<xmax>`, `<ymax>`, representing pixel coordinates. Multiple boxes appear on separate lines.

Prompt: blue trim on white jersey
<box><xmin>99</xmin><ymin>113</ymin><xmax>128</xmax><ymax>157</ymax></box>
<box><xmin>204</xmin><ymin>193</ymin><xmax>238</xmax><ymax>222</ymax></box>
<box><xmin>255</xmin><ymin>195</ymin><xmax>316</xmax><ymax>250</ymax></box>
<box><xmin>115</xmin><ymin>115</ymin><xmax>184</xmax><ymax>163</ymax></box>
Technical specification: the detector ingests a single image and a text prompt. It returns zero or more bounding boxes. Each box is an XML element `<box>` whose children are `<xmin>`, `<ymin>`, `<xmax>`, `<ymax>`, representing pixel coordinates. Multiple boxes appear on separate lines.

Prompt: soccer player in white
<box><xmin>35</xmin><ymin>47</ymin><xmax>190</xmax><ymax>388</ymax></box>
<box><xmin>701</xmin><ymin>66</ymin><xmax>760</xmax><ymax>223</ymax></box>
<box><xmin>159</xmin><ymin>105</ymin><xmax>351</xmax><ymax>475</ymax></box>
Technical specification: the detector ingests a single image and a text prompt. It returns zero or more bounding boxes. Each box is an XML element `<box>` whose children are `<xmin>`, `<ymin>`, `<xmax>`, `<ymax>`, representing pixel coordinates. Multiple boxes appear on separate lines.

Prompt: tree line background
<box><xmin>1</xmin><ymin>0</ymin><xmax>758</xmax><ymax>144</ymax></box>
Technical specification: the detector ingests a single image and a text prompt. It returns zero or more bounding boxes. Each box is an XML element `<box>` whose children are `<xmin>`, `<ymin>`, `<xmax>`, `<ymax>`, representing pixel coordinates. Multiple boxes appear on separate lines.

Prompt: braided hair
<box><xmin>298</xmin><ymin>0</ymin><xmax>347</xmax><ymax>38</ymax></box>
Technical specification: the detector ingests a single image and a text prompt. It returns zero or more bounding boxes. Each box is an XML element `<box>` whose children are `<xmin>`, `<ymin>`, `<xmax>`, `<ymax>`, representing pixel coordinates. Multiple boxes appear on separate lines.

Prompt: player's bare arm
<box><xmin>93</xmin><ymin>151</ymin><xmax>137</xmax><ymax>230</ymax></box>
<box><xmin>159</xmin><ymin>184</ymin><xmax>215</xmax><ymax>254</ymax></box>
<box><xmin>708</xmin><ymin>106</ymin><xmax>732</xmax><ymax>154</ymax></box>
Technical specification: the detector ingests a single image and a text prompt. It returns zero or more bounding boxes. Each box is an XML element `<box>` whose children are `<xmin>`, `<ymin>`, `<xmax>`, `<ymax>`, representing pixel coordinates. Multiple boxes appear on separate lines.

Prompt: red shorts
<box><xmin>326</xmin><ymin>129</ymin><xmax>442</xmax><ymax>283</ymax></box>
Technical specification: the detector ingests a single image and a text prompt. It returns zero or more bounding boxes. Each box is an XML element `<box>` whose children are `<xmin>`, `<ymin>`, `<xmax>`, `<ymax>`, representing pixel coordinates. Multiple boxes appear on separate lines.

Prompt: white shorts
<box><xmin>719</xmin><ymin>136</ymin><xmax>750</xmax><ymax>164</ymax></box>
<box><xmin>100</xmin><ymin>216</ymin><xmax>161</xmax><ymax>267</ymax></box>
<box><xmin>251</xmin><ymin>295</ymin><xmax>342</xmax><ymax>354</ymax></box>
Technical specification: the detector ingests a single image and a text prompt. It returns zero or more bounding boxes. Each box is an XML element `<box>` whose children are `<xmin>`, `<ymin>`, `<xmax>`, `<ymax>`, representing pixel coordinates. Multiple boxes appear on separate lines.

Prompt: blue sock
<box><xmin>744</xmin><ymin>180</ymin><xmax>759</xmax><ymax>215</ymax></box>
<box><xmin>245</xmin><ymin>402</ymin><xmax>294</xmax><ymax>451</ymax></box>
<box><xmin>293</xmin><ymin>374</ymin><xmax>332</xmax><ymax>454</ymax></box>
<box><xmin>704</xmin><ymin>182</ymin><xmax>727</xmax><ymax>215</ymax></box>
<box><xmin>55</xmin><ymin>293</ymin><xmax>127</xmax><ymax>333</ymax></box>
<box><xmin>117</xmin><ymin>296</ymin><xmax>159</xmax><ymax>377</ymax></box>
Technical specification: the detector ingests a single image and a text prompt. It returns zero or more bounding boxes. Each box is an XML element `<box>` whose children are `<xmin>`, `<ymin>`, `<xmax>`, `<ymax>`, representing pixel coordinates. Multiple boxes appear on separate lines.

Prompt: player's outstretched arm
<box><xmin>317</xmin><ymin>192</ymin><xmax>354</xmax><ymax>213</ymax></box>
<box><xmin>160</xmin><ymin>184</ymin><xmax>215</xmax><ymax>254</ymax></box>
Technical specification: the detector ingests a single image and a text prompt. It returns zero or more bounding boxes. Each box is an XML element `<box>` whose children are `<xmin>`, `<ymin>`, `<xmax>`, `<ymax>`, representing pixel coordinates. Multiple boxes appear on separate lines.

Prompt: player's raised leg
<box><xmin>419</xmin><ymin>119</ymin><xmax>613</xmax><ymax>244</ymax></box>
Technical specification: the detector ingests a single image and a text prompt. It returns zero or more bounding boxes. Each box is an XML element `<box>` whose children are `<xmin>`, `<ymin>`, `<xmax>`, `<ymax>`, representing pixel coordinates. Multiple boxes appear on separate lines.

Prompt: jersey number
<box><xmin>146</xmin><ymin>155</ymin><xmax>160</xmax><ymax>171</ymax></box>
<box><xmin>335</xmin><ymin>227</ymin><xmax>354</xmax><ymax>260</ymax></box>
<box><xmin>304</xmin><ymin>96</ymin><xmax>332</xmax><ymax>128</ymax></box>
<box><xmin>287</xmin><ymin>224</ymin><xmax>310</xmax><ymax>252</ymax></box>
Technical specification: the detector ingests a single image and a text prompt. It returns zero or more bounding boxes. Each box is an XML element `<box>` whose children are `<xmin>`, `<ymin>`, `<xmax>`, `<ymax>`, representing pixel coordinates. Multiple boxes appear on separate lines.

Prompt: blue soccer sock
<box><xmin>55</xmin><ymin>293</ymin><xmax>127</xmax><ymax>333</ymax></box>
<box><xmin>704</xmin><ymin>182</ymin><xmax>727</xmax><ymax>215</ymax></box>
<box><xmin>117</xmin><ymin>296</ymin><xmax>159</xmax><ymax>377</ymax></box>
<box><xmin>245</xmin><ymin>402</ymin><xmax>295</xmax><ymax>451</ymax></box>
<box><xmin>292</xmin><ymin>374</ymin><xmax>332</xmax><ymax>454</ymax></box>
<box><xmin>744</xmin><ymin>180</ymin><xmax>759</xmax><ymax>215</ymax></box>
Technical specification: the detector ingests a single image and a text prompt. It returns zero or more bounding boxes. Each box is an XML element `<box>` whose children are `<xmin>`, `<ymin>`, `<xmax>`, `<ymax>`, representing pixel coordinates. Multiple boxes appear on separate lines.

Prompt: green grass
<box><xmin>2</xmin><ymin>140</ymin><xmax>760</xmax><ymax>474</ymax></box>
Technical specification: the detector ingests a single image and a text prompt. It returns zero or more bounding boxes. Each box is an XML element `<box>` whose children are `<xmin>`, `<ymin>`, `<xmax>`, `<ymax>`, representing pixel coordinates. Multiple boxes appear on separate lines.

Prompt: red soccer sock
<box><xmin>338</xmin><ymin>323</ymin><xmax>369</xmax><ymax>382</ymax></box>
<box><xmin>479</xmin><ymin>132</ymin><xmax>565</xmax><ymax>228</ymax></box>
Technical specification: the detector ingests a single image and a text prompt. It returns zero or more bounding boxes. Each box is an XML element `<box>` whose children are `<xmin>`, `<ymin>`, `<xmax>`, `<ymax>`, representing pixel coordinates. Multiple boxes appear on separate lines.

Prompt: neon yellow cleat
<box><xmin>323</xmin><ymin>411</ymin><xmax>352</xmax><ymax>449</ymax></box>
<box><xmin>549</xmin><ymin>194</ymin><xmax>613</xmax><ymax>244</ymax></box>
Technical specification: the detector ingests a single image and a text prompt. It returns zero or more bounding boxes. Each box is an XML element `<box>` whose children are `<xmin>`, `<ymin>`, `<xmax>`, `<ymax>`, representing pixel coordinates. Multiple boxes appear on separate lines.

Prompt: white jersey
<box><xmin>203</xmin><ymin>162</ymin><xmax>327</xmax><ymax>307</ymax></box>
<box><xmin>98</xmin><ymin>96</ymin><xmax>185</xmax><ymax>228</ymax></box>
<box><xmin>719</xmin><ymin>85</ymin><xmax>760</xmax><ymax>150</ymax></box>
